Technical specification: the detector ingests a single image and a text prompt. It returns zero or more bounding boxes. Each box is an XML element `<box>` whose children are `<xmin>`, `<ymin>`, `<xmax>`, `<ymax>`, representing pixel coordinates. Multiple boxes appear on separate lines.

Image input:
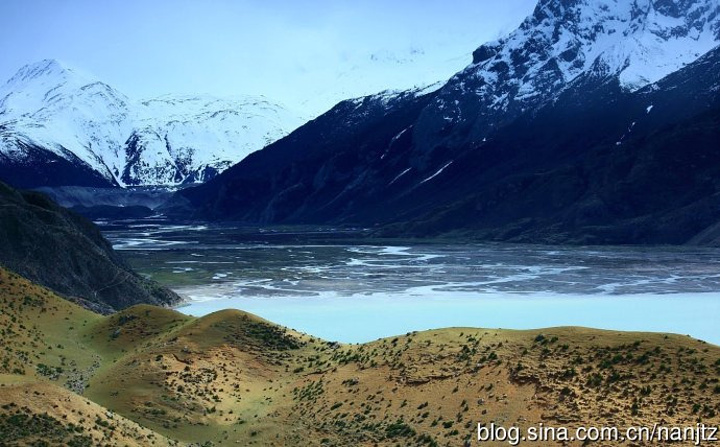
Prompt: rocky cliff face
<box><xmin>174</xmin><ymin>0</ymin><xmax>720</xmax><ymax>245</ymax></box>
<box><xmin>0</xmin><ymin>60</ymin><xmax>303</xmax><ymax>188</ymax></box>
<box><xmin>0</xmin><ymin>181</ymin><xmax>180</xmax><ymax>312</ymax></box>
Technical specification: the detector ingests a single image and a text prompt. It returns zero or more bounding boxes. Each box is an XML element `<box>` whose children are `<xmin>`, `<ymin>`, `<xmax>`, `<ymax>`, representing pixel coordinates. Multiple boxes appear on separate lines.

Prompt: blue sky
<box><xmin>0</xmin><ymin>0</ymin><xmax>537</xmax><ymax>115</ymax></box>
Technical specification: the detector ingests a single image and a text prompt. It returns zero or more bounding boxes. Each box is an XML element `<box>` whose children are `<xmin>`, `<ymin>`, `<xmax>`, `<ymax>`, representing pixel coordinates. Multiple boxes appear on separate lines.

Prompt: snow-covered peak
<box><xmin>1</xmin><ymin>59</ymin><xmax>101</xmax><ymax>100</ymax></box>
<box><xmin>470</xmin><ymin>0</ymin><xmax>720</xmax><ymax>94</ymax></box>
<box><xmin>418</xmin><ymin>0</ymin><xmax>720</xmax><ymax>146</ymax></box>
<box><xmin>402</xmin><ymin>0</ymin><xmax>720</xmax><ymax>155</ymax></box>
<box><xmin>0</xmin><ymin>60</ymin><xmax>303</xmax><ymax>187</ymax></box>
<box><xmin>4</xmin><ymin>59</ymin><xmax>82</xmax><ymax>86</ymax></box>
<box><xmin>0</xmin><ymin>59</ymin><xmax>129</xmax><ymax>119</ymax></box>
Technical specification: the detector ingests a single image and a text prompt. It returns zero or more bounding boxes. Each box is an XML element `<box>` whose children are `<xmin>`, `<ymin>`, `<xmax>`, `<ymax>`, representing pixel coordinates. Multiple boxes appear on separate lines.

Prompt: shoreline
<box><xmin>172</xmin><ymin>287</ymin><xmax>720</xmax><ymax>346</ymax></box>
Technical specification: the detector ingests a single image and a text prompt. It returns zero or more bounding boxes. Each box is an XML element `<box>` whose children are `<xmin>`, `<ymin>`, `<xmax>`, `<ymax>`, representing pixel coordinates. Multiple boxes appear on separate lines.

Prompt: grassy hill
<box><xmin>1</xmin><ymin>266</ymin><xmax>719</xmax><ymax>446</ymax></box>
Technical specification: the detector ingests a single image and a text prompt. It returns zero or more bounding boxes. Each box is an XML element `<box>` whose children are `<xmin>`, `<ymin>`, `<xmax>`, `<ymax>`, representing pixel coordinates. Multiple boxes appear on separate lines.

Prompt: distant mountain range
<box><xmin>0</xmin><ymin>59</ymin><xmax>303</xmax><ymax>188</ymax></box>
<box><xmin>174</xmin><ymin>0</ymin><xmax>720</xmax><ymax>245</ymax></box>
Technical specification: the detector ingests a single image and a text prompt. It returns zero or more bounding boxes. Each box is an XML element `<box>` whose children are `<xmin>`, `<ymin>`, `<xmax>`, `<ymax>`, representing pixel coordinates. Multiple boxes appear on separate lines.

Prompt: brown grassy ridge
<box><xmin>1</xmin><ymin>266</ymin><xmax>719</xmax><ymax>446</ymax></box>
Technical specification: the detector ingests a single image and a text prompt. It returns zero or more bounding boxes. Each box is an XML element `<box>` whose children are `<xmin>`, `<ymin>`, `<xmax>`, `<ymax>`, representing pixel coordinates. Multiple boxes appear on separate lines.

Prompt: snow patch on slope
<box><xmin>419</xmin><ymin>161</ymin><xmax>453</xmax><ymax>185</ymax></box>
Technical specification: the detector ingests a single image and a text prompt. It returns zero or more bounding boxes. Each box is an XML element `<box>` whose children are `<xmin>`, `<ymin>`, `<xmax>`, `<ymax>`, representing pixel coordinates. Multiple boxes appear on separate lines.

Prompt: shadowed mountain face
<box><xmin>175</xmin><ymin>40</ymin><xmax>720</xmax><ymax>244</ymax></box>
<box><xmin>0</xmin><ymin>136</ymin><xmax>115</xmax><ymax>188</ymax></box>
<box><xmin>0</xmin><ymin>181</ymin><xmax>179</xmax><ymax>312</ymax></box>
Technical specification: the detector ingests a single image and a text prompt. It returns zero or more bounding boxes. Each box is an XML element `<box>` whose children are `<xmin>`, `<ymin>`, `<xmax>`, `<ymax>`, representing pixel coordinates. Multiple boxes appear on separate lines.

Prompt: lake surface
<box><xmin>102</xmin><ymin>220</ymin><xmax>720</xmax><ymax>345</ymax></box>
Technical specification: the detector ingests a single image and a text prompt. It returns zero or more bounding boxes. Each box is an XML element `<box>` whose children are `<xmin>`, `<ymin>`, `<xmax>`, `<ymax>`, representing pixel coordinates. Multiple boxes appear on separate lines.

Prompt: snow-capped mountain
<box><xmin>173</xmin><ymin>0</ymin><xmax>720</xmax><ymax>245</ymax></box>
<box><xmin>414</xmin><ymin>0</ymin><xmax>720</xmax><ymax>149</ymax></box>
<box><xmin>0</xmin><ymin>59</ymin><xmax>303</xmax><ymax>188</ymax></box>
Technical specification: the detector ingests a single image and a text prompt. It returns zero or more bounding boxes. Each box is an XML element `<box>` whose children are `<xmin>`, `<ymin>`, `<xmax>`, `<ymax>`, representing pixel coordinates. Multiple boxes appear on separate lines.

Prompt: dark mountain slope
<box><xmin>0</xmin><ymin>134</ymin><xmax>115</xmax><ymax>188</ymax></box>
<box><xmin>0</xmin><ymin>181</ymin><xmax>179</xmax><ymax>312</ymax></box>
<box><xmin>382</xmin><ymin>105</ymin><xmax>720</xmax><ymax>244</ymax></box>
<box><xmin>174</xmin><ymin>89</ymin><xmax>438</xmax><ymax>224</ymax></box>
